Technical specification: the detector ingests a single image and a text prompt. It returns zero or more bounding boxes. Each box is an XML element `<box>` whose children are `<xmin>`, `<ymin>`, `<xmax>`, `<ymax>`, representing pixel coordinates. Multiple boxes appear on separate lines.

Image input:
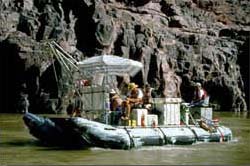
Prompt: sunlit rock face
<box><xmin>0</xmin><ymin>0</ymin><xmax>249</xmax><ymax>112</ymax></box>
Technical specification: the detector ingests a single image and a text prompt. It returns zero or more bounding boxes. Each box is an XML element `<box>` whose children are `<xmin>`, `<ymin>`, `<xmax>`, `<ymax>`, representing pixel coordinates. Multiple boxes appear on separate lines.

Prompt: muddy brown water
<box><xmin>0</xmin><ymin>112</ymin><xmax>249</xmax><ymax>165</ymax></box>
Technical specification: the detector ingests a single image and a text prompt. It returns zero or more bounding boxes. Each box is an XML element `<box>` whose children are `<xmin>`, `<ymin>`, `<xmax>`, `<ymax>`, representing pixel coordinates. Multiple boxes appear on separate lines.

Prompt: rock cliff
<box><xmin>0</xmin><ymin>0</ymin><xmax>249</xmax><ymax>112</ymax></box>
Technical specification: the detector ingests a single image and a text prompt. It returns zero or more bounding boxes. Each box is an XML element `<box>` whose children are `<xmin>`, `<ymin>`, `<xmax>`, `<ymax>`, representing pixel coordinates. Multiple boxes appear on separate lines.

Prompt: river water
<box><xmin>0</xmin><ymin>112</ymin><xmax>249</xmax><ymax>165</ymax></box>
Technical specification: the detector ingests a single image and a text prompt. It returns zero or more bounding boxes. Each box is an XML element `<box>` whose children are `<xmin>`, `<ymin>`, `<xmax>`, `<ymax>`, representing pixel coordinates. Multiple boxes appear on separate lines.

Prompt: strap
<box><xmin>157</xmin><ymin>127</ymin><xmax>167</xmax><ymax>145</ymax></box>
<box><xmin>124</xmin><ymin>127</ymin><xmax>135</xmax><ymax>149</ymax></box>
<box><xmin>217</xmin><ymin>127</ymin><xmax>224</xmax><ymax>142</ymax></box>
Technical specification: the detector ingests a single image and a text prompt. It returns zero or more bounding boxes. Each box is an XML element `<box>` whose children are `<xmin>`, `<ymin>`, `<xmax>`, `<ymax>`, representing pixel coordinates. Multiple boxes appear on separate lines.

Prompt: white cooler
<box><xmin>147</xmin><ymin>114</ymin><xmax>158</xmax><ymax>127</ymax></box>
<box><xmin>154</xmin><ymin>98</ymin><xmax>181</xmax><ymax>125</ymax></box>
<box><xmin>131</xmin><ymin>109</ymin><xmax>148</xmax><ymax>126</ymax></box>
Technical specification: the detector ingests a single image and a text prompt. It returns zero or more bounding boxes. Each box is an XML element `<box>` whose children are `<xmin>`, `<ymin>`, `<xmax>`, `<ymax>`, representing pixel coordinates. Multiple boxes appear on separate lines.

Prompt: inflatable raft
<box><xmin>23</xmin><ymin>112</ymin><xmax>233</xmax><ymax>149</ymax></box>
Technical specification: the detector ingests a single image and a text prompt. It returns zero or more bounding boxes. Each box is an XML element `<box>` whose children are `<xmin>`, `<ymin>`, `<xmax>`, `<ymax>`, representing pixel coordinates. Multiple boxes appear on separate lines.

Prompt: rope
<box><xmin>49</xmin><ymin>43</ymin><xmax>71</xmax><ymax>76</ymax></box>
<box><xmin>48</xmin><ymin>44</ymin><xmax>59</xmax><ymax>96</ymax></box>
<box><xmin>189</xmin><ymin>112</ymin><xmax>199</xmax><ymax>126</ymax></box>
<box><xmin>51</xmin><ymin>41</ymin><xmax>78</xmax><ymax>64</ymax></box>
<box><xmin>216</xmin><ymin>127</ymin><xmax>224</xmax><ymax>142</ymax></box>
<box><xmin>49</xmin><ymin>42</ymin><xmax>83</xmax><ymax>107</ymax></box>
<box><xmin>124</xmin><ymin>127</ymin><xmax>135</xmax><ymax>149</ymax></box>
<box><xmin>157</xmin><ymin>127</ymin><xmax>167</xmax><ymax>145</ymax></box>
<box><xmin>180</xmin><ymin>114</ymin><xmax>199</xmax><ymax>141</ymax></box>
<box><xmin>55</xmin><ymin>48</ymin><xmax>79</xmax><ymax>71</ymax></box>
<box><xmin>54</xmin><ymin>48</ymin><xmax>71</xmax><ymax>73</ymax></box>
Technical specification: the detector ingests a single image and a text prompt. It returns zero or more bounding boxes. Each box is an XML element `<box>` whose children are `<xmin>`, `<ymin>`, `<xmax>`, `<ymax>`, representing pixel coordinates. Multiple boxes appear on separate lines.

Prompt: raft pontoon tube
<box><xmin>23</xmin><ymin>112</ymin><xmax>233</xmax><ymax>149</ymax></box>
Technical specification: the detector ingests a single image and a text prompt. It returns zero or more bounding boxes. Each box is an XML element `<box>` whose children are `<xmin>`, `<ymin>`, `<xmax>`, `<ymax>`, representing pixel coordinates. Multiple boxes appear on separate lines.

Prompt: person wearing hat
<box><xmin>110</xmin><ymin>89</ymin><xmax>123</xmax><ymax>112</ymax></box>
<box><xmin>109</xmin><ymin>89</ymin><xmax>123</xmax><ymax>125</ymax></box>
<box><xmin>142</xmin><ymin>84</ymin><xmax>153</xmax><ymax>112</ymax></box>
<box><xmin>122</xmin><ymin>83</ymin><xmax>143</xmax><ymax>120</ymax></box>
<box><xmin>127</xmin><ymin>83</ymin><xmax>143</xmax><ymax>98</ymax></box>
<box><xmin>190</xmin><ymin>82</ymin><xmax>209</xmax><ymax>107</ymax></box>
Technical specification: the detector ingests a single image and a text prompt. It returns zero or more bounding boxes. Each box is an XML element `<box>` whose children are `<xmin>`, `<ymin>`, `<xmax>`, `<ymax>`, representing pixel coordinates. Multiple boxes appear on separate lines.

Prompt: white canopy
<box><xmin>76</xmin><ymin>55</ymin><xmax>143</xmax><ymax>77</ymax></box>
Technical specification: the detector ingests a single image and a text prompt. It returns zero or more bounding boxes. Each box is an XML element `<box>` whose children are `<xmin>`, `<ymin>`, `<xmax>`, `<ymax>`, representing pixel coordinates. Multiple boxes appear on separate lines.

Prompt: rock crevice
<box><xmin>0</xmin><ymin>0</ymin><xmax>249</xmax><ymax>112</ymax></box>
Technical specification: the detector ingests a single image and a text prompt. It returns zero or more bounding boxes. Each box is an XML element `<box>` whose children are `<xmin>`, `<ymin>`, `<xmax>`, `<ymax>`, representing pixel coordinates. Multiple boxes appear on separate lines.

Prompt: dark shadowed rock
<box><xmin>0</xmin><ymin>0</ymin><xmax>249</xmax><ymax>112</ymax></box>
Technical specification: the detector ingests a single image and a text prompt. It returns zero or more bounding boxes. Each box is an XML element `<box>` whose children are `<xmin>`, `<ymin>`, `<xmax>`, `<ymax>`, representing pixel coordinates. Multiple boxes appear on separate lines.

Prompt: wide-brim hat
<box><xmin>110</xmin><ymin>89</ymin><xmax>116</xmax><ymax>94</ymax></box>
<box><xmin>195</xmin><ymin>82</ymin><xmax>201</xmax><ymax>87</ymax></box>
<box><xmin>128</xmin><ymin>83</ymin><xmax>138</xmax><ymax>90</ymax></box>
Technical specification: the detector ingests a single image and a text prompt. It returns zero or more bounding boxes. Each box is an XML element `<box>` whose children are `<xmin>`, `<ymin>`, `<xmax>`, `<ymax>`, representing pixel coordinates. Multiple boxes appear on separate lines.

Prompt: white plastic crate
<box><xmin>131</xmin><ymin>109</ymin><xmax>148</xmax><ymax>126</ymax></box>
<box><xmin>200</xmin><ymin>107</ymin><xmax>213</xmax><ymax>120</ymax></box>
<box><xmin>163</xmin><ymin>103</ymin><xmax>180</xmax><ymax>125</ymax></box>
<box><xmin>146</xmin><ymin>114</ymin><xmax>158</xmax><ymax>127</ymax></box>
<box><xmin>153</xmin><ymin>98</ymin><xmax>181</xmax><ymax>125</ymax></box>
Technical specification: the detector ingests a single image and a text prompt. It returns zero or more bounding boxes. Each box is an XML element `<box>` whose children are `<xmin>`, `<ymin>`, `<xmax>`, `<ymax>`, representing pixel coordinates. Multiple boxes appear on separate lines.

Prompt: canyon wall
<box><xmin>0</xmin><ymin>0</ymin><xmax>249</xmax><ymax>112</ymax></box>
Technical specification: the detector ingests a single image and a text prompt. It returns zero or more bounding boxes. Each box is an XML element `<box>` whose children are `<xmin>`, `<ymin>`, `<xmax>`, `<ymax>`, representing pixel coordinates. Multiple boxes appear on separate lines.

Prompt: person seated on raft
<box><xmin>189</xmin><ymin>82</ymin><xmax>210</xmax><ymax>107</ymax></box>
<box><xmin>122</xmin><ymin>83</ymin><xmax>143</xmax><ymax>120</ymax></box>
<box><xmin>142</xmin><ymin>83</ymin><xmax>153</xmax><ymax>113</ymax></box>
<box><xmin>109</xmin><ymin>89</ymin><xmax>123</xmax><ymax>125</ymax></box>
